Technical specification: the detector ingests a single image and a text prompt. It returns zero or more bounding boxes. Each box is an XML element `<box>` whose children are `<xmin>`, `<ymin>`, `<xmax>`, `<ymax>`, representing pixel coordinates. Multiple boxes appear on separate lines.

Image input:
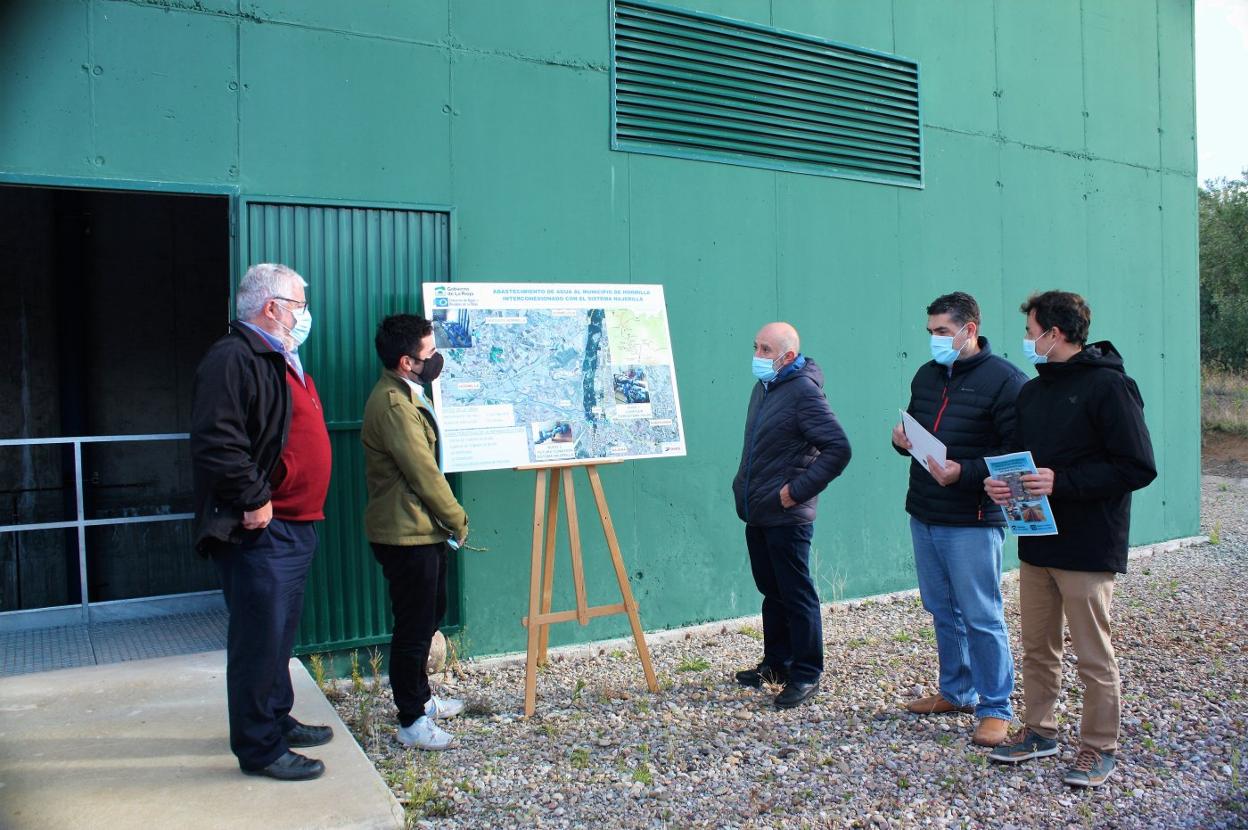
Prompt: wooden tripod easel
<box><xmin>518</xmin><ymin>459</ymin><xmax>658</xmax><ymax>716</ymax></box>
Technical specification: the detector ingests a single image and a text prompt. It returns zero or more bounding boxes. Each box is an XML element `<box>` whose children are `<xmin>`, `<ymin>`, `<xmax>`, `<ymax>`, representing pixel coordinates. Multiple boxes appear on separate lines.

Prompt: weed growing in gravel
<box><xmin>609</xmin><ymin>649</ymin><xmax>627</xmax><ymax>659</ymax></box>
<box><xmin>349</xmin><ymin>649</ymin><xmax>364</xmax><ymax>696</ymax></box>
<box><xmin>920</xmin><ymin>627</ymin><xmax>936</xmax><ymax>643</ymax></box>
<box><xmin>571</xmin><ymin>677</ymin><xmax>586</xmax><ymax>703</ymax></box>
<box><xmin>1211</xmin><ymin>521</ymin><xmax>1222</xmax><ymax>544</ymax></box>
<box><xmin>368</xmin><ymin>647</ymin><xmax>384</xmax><ymax>695</ymax></box>
<box><xmin>308</xmin><ymin>653</ymin><xmax>327</xmax><ymax>693</ymax></box>
<box><xmin>677</xmin><ymin>657</ymin><xmax>711</xmax><ymax>672</ymax></box>
<box><xmin>936</xmin><ymin>733</ymin><xmax>955</xmax><ymax>748</ymax></box>
<box><xmin>739</xmin><ymin>625</ymin><xmax>764</xmax><ymax>641</ymax></box>
<box><xmin>399</xmin><ymin>761</ymin><xmax>455</xmax><ymax>820</ymax></box>
<box><xmin>570</xmin><ymin>747</ymin><xmax>590</xmax><ymax>769</ymax></box>
<box><xmin>964</xmin><ymin>750</ymin><xmax>988</xmax><ymax>767</ymax></box>
<box><xmin>633</xmin><ymin>762</ymin><xmax>653</xmax><ymax>785</ymax></box>
<box><xmin>893</xmin><ymin>631</ymin><xmax>915</xmax><ymax>644</ymax></box>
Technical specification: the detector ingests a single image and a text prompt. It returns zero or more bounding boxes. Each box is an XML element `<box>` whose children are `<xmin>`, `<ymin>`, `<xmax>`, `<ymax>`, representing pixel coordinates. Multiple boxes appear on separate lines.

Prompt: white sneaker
<box><xmin>425</xmin><ymin>694</ymin><xmax>465</xmax><ymax>720</ymax></box>
<box><xmin>397</xmin><ymin>715</ymin><xmax>454</xmax><ymax>750</ymax></box>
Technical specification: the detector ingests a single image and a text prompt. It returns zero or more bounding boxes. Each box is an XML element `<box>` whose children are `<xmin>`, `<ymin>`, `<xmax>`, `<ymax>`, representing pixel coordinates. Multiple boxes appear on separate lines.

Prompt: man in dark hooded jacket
<box><xmin>986</xmin><ymin>291</ymin><xmax>1156</xmax><ymax>789</ymax></box>
<box><xmin>732</xmin><ymin>322</ymin><xmax>852</xmax><ymax>709</ymax></box>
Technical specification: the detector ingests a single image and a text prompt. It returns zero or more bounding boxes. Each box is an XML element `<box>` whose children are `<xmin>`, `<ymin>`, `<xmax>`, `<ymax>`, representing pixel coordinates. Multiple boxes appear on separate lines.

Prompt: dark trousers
<box><xmin>212</xmin><ymin>518</ymin><xmax>317</xmax><ymax>770</ymax></box>
<box><xmin>745</xmin><ymin>522</ymin><xmax>823</xmax><ymax>683</ymax></box>
<box><xmin>370</xmin><ymin>541</ymin><xmax>448</xmax><ymax>727</ymax></box>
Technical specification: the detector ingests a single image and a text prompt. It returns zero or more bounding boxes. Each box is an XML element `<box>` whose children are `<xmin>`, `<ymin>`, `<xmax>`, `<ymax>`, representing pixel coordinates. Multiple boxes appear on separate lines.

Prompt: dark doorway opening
<box><xmin>0</xmin><ymin>184</ymin><xmax>230</xmax><ymax>614</ymax></box>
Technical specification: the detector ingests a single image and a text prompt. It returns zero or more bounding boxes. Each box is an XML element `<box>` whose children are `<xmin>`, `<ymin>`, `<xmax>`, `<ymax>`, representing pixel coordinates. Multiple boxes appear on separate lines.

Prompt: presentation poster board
<box><xmin>422</xmin><ymin>283</ymin><xmax>687</xmax><ymax>473</ymax></box>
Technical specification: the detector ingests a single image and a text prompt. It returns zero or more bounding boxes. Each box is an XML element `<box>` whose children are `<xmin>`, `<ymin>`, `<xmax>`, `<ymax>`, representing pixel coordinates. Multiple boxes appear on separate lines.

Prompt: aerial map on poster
<box><xmin>422</xmin><ymin>283</ymin><xmax>687</xmax><ymax>473</ymax></box>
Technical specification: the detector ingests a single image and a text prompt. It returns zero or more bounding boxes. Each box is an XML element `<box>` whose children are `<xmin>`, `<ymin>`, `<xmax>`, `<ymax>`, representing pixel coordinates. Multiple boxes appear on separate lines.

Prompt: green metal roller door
<box><xmin>239</xmin><ymin>196</ymin><xmax>457</xmax><ymax>654</ymax></box>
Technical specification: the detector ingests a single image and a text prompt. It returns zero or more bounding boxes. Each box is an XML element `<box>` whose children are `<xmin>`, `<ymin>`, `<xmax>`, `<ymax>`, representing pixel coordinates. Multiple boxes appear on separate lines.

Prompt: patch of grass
<box><xmin>571</xmin><ymin>677</ymin><xmax>586</xmax><ymax>703</ymax></box>
<box><xmin>1210</xmin><ymin>521</ymin><xmax>1222</xmax><ymax>545</ymax></box>
<box><xmin>399</xmin><ymin>762</ymin><xmax>456</xmax><ymax>820</ymax></box>
<box><xmin>893</xmin><ymin>631</ymin><xmax>915</xmax><ymax>644</ymax></box>
<box><xmin>965</xmin><ymin>750</ymin><xmax>988</xmax><ymax>767</ymax></box>
<box><xmin>632</xmin><ymin>761</ymin><xmax>654</xmax><ymax>785</ymax></box>
<box><xmin>919</xmin><ymin>627</ymin><xmax>937</xmax><ymax>643</ymax></box>
<box><xmin>739</xmin><ymin>625</ymin><xmax>764</xmax><ymax>641</ymax></box>
<box><xmin>676</xmin><ymin>656</ymin><xmax>711</xmax><ymax>672</ymax></box>
<box><xmin>1202</xmin><ymin>366</ymin><xmax>1248</xmax><ymax>436</ymax></box>
<box><xmin>570</xmin><ymin>747</ymin><xmax>590</xmax><ymax>769</ymax></box>
<box><xmin>936</xmin><ymin>733</ymin><xmax>955</xmax><ymax>748</ymax></box>
<box><xmin>609</xmin><ymin>649</ymin><xmax>627</xmax><ymax>659</ymax></box>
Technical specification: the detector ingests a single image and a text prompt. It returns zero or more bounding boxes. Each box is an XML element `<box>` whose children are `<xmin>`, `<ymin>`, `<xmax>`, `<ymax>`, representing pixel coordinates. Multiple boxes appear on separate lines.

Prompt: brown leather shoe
<box><xmin>973</xmin><ymin>717</ymin><xmax>1010</xmax><ymax>747</ymax></box>
<box><xmin>905</xmin><ymin>693</ymin><xmax>975</xmax><ymax>715</ymax></box>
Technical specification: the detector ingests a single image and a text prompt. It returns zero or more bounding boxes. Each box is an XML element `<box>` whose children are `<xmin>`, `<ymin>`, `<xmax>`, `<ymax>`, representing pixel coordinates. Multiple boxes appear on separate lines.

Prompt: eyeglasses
<box><xmin>272</xmin><ymin>296</ymin><xmax>309</xmax><ymax>312</ymax></box>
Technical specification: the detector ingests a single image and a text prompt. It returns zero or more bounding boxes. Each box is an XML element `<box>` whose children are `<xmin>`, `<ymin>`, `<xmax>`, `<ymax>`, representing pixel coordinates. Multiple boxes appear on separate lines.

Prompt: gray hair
<box><xmin>236</xmin><ymin>263</ymin><xmax>307</xmax><ymax>321</ymax></box>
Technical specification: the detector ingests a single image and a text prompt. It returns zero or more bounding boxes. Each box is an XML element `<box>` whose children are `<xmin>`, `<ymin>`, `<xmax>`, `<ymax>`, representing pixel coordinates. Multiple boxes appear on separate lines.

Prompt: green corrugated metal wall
<box><xmin>0</xmin><ymin>0</ymin><xmax>1200</xmax><ymax>659</ymax></box>
<box><xmin>241</xmin><ymin>199</ymin><xmax>454</xmax><ymax>652</ymax></box>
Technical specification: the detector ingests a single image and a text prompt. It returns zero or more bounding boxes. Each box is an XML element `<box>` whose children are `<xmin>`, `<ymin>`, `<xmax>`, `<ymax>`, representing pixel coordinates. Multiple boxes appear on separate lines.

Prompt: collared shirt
<box><xmin>399</xmin><ymin>373</ymin><xmax>443</xmax><ymax>470</ymax></box>
<box><xmin>239</xmin><ymin>320</ymin><xmax>304</xmax><ymax>383</ymax></box>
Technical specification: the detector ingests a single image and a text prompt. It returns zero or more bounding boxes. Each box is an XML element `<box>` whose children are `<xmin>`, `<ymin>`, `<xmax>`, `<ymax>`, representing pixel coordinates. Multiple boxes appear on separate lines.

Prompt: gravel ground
<box><xmin>331</xmin><ymin>478</ymin><xmax>1248</xmax><ymax>829</ymax></box>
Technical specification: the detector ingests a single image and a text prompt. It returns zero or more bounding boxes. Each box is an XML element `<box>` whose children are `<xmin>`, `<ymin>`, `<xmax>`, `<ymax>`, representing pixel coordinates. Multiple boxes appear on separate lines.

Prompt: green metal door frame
<box><xmin>238</xmin><ymin>195</ymin><xmax>463</xmax><ymax>654</ymax></box>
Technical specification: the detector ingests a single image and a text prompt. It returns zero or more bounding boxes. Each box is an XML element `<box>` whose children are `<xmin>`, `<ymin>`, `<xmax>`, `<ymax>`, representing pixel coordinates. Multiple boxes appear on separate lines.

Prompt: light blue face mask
<box><xmin>1022</xmin><ymin>330</ymin><xmax>1055</xmax><ymax>365</ymax></box>
<box><xmin>752</xmin><ymin>355</ymin><xmax>780</xmax><ymax>383</ymax></box>
<box><xmin>929</xmin><ymin>323</ymin><xmax>970</xmax><ymax>367</ymax></box>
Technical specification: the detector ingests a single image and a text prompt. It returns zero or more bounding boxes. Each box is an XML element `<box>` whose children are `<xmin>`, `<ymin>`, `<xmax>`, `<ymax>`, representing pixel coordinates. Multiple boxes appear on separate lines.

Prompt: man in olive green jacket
<box><xmin>362</xmin><ymin>314</ymin><xmax>468</xmax><ymax>750</ymax></box>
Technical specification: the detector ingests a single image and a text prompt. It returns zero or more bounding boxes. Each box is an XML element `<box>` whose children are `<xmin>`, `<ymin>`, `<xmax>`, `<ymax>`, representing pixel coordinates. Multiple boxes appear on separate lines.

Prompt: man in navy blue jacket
<box><xmin>732</xmin><ymin>322</ymin><xmax>852</xmax><ymax>709</ymax></box>
<box><xmin>892</xmin><ymin>292</ymin><xmax>1025</xmax><ymax>748</ymax></box>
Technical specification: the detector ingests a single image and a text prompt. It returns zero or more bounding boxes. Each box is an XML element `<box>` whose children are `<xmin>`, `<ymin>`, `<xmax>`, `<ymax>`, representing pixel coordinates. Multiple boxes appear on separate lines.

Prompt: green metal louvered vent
<box><xmin>611</xmin><ymin>0</ymin><xmax>923</xmax><ymax>187</ymax></box>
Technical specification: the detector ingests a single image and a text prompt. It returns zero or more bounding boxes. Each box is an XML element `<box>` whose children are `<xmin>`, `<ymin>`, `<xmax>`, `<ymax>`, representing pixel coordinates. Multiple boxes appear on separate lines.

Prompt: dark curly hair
<box><xmin>374</xmin><ymin>314</ymin><xmax>433</xmax><ymax>369</ymax></box>
<box><xmin>1020</xmin><ymin>291</ymin><xmax>1091</xmax><ymax>346</ymax></box>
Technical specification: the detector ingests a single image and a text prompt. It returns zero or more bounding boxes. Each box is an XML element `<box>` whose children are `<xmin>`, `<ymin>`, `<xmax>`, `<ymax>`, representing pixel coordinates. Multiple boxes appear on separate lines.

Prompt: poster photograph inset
<box><xmin>422</xmin><ymin>282</ymin><xmax>687</xmax><ymax>473</ymax></box>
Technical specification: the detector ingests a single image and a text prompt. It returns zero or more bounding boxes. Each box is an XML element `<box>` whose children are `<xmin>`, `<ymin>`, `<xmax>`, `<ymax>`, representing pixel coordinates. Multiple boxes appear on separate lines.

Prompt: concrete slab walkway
<box><xmin>0</xmin><ymin>651</ymin><xmax>403</xmax><ymax>830</ymax></box>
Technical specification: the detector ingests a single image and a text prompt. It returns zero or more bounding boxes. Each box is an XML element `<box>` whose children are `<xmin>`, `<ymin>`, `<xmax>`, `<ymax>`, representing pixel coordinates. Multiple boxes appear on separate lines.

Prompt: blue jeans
<box><xmin>910</xmin><ymin>517</ymin><xmax>1013</xmax><ymax>720</ymax></box>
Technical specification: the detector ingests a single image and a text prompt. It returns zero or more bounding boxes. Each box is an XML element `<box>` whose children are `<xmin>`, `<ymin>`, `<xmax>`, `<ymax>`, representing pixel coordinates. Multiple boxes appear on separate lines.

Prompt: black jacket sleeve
<box><xmin>955</xmin><ymin>369</ymin><xmax>1024</xmax><ymax>492</ymax></box>
<box><xmin>190</xmin><ymin>347</ymin><xmax>272</xmax><ymax>511</ymax></box>
<box><xmin>788</xmin><ymin>380</ymin><xmax>852</xmax><ymax>503</ymax></box>
<box><xmin>1053</xmin><ymin>375</ymin><xmax>1157</xmax><ymax>500</ymax></box>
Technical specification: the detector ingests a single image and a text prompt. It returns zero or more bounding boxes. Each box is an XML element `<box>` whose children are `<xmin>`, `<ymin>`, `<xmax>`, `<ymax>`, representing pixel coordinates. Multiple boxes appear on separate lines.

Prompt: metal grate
<box><xmin>611</xmin><ymin>0</ymin><xmax>923</xmax><ymax>187</ymax></box>
<box><xmin>0</xmin><ymin>610</ymin><xmax>227</xmax><ymax>677</ymax></box>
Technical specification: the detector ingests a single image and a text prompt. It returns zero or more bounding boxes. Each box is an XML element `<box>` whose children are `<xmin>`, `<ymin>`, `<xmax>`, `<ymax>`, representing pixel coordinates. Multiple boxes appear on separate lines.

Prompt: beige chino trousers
<box><xmin>1018</xmin><ymin>561</ymin><xmax>1120</xmax><ymax>752</ymax></box>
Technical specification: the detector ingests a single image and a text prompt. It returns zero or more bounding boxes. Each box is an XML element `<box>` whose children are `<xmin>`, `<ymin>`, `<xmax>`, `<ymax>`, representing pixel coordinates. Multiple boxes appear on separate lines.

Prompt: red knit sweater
<box><xmin>270</xmin><ymin>368</ymin><xmax>333</xmax><ymax>521</ymax></box>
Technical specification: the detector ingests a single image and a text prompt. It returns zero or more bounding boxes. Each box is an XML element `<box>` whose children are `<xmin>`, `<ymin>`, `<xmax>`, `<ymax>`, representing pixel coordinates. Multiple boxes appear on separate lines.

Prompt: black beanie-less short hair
<box><xmin>1020</xmin><ymin>291</ymin><xmax>1092</xmax><ymax>346</ymax></box>
<box><xmin>375</xmin><ymin>314</ymin><xmax>433</xmax><ymax>369</ymax></box>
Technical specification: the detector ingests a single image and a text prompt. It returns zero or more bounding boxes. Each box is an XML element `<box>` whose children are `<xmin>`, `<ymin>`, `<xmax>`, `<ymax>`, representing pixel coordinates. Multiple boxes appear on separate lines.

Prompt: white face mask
<box><xmin>276</xmin><ymin>303</ymin><xmax>312</xmax><ymax>349</ymax></box>
<box><xmin>1022</xmin><ymin>330</ymin><xmax>1056</xmax><ymax>365</ymax></box>
<box><xmin>930</xmin><ymin>323</ymin><xmax>970</xmax><ymax>367</ymax></box>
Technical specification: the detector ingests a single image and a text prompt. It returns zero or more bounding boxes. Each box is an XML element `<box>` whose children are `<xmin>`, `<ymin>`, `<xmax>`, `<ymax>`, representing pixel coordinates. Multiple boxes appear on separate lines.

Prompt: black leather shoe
<box><xmin>735</xmin><ymin>664</ymin><xmax>788</xmax><ymax>689</ymax></box>
<box><xmin>774</xmin><ymin>680</ymin><xmax>819</xmax><ymax>709</ymax></box>
<box><xmin>285</xmin><ymin>721</ymin><xmax>334</xmax><ymax>748</ymax></box>
<box><xmin>242</xmin><ymin>750</ymin><xmax>325</xmax><ymax>781</ymax></box>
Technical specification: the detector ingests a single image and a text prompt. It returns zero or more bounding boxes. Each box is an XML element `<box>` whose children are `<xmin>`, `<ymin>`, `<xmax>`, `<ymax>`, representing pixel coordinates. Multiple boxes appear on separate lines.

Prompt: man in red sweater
<box><xmin>191</xmin><ymin>263</ymin><xmax>333</xmax><ymax>781</ymax></box>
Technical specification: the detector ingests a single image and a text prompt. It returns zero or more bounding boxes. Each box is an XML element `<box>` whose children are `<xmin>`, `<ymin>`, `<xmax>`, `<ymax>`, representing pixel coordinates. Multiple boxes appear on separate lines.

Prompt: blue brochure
<box><xmin>984</xmin><ymin>451</ymin><xmax>1059</xmax><ymax>536</ymax></box>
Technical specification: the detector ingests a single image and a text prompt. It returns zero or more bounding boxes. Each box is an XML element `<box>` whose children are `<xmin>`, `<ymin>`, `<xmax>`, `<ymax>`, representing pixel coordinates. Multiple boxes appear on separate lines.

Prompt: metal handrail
<box><xmin>0</xmin><ymin>433</ymin><xmax>194</xmax><ymax>621</ymax></box>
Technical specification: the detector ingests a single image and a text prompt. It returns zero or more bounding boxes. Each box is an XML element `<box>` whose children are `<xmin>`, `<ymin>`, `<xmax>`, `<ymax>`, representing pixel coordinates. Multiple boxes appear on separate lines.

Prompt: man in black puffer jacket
<box><xmin>732</xmin><ymin>322</ymin><xmax>852</xmax><ymax>710</ymax></box>
<box><xmin>892</xmin><ymin>292</ymin><xmax>1024</xmax><ymax>749</ymax></box>
<box><xmin>987</xmin><ymin>291</ymin><xmax>1156</xmax><ymax>790</ymax></box>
